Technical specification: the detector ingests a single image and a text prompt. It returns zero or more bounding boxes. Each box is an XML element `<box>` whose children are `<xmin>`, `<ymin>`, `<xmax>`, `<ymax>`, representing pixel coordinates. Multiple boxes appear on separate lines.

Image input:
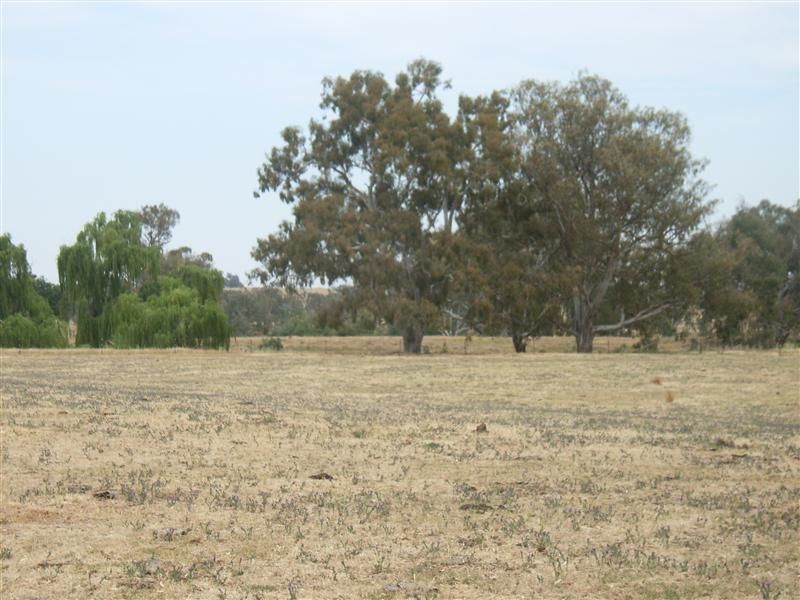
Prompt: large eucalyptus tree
<box><xmin>252</xmin><ymin>60</ymin><xmax>470</xmax><ymax>352</ymax></box>
<box><xmin>508</xmin><ymin>74</ymin><xmax>711</xmax><ymax>352</ymax></box>
<box><xmin>453</xmin><ymin>92</ymin><xmax>563</xmax><ymax>352</ymax></box>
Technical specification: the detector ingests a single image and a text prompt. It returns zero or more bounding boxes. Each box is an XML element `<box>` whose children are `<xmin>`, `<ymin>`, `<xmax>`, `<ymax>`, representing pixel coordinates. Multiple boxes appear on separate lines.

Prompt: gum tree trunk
<box><xmin>573</xmin><ymin>294</ymin><xmax>595</xmax><ymax>353</ymax></box>
<box><xmin>402</xmin><ymin>324</ymin><xmax>424</xmax><ymax>353</ymax></box>
<box><xmin>511</xmin><ymin>333</ymin><xmax>528</xmax><ymax>353</ymax></box>
<box><xmin>575</xmin><ymin>326</ymin><xmax>594</xmax><ymax>353</ymax></box>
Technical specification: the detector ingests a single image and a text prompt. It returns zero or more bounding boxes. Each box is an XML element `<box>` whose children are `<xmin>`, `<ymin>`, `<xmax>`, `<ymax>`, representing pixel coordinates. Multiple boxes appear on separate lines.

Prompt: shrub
<box><xmin>0</xmin><ymin>234</ymin><xmax>68</xmax><ymax>348</ymax></box>
<box><xmin>259</xmin><ymin>336</ymin><xmax>284</xmax><ymax>351</ymax></box>
<box><xmin>633</xmin><ymin>334</ymin><xmax>659</xmax><ymax>353</ymax></box>
<box><xmin>0</xmin><ymin>314</ymin><xmax>67</xmax><ymax>348</ymax></box>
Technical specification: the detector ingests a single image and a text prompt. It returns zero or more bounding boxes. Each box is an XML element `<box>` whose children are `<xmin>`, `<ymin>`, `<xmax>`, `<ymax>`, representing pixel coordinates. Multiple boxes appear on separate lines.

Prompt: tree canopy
<box><xmin>58</xmin><ymin>210</ymin><xmax>230</xmax><ymax>349</ymax></box>
<box><xmin>501</xmin><ymin>75</ymin><xmax>711</xmax><ymax>352</ymax></box>
<box><xmin>452</xmin><ymin>92</ymin><xmax>563</xmax><ymax>351</ymax></box>
<box><xmin>709</xmin><ymin>200</ymin><xmax>800</xmax><ymax>346</ymax></box>
<box><xmin>140</xmin><ymin>203</ymin><xmax>181</xmax><ymax>249</ymax></box>
<box><xmin>252</xmin><ymin>59</ymin><xmax>468</xmax><ymax>352</ymax></box>
<box><xmin>252</xmin><ymin>64</ymin><xmax>724</xmax><ymax>352</ymax></box>
<box><xmin>58</xmin><ymin>210</ymin><xmax>160</xmax><ymax>346</ymax></box>
<box><xmin>6</xmin><ymin>63</ymin><xmax>792</xmax><ymax>354</ymax></box>
<box><xmin>0</xmin><ymin>234</ymin><xmax>67</xmax><ymax>347</ymax></box>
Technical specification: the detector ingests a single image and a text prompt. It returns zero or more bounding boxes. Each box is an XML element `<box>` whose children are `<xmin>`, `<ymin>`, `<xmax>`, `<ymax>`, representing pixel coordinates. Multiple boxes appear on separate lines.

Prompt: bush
<box><xmin>259</xmin><ymin>336</ymin><xmax>284</xmax><ymax>351</ymax></box>
<box><xmin>633</xmin><ymin>334</ymin><xmax>659</xmax><ymax>352</ymax></box>
<box><xmin>107</xmin><ymin>287</ymin><xmax>230</xmax><ymax>350</ymax></box>
<box><xmin>0</xmin><ymin>234</ymin><xmax>68</xmax><ymax>348</ymax></box>
<box><xmin>0</xmin><ymin>314</ymin><xmax>67</xmax><ymax>348</ymax></box>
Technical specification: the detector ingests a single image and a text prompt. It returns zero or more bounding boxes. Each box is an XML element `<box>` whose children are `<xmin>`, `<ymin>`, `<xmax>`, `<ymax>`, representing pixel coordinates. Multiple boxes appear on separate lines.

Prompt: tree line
<box><xmin>1</xmin><ymin>61</ymin><xmax>797</xmax><ymax>352</ymax></box>
<box><xmin>1</xmin><ymin>205</ymin><xmax>230</xmax><ymax>349</ymax></box>
<box><xmin>251</xmin><ymin>60</ymin><xmax>799</xmax><ymax>353</ymax></box>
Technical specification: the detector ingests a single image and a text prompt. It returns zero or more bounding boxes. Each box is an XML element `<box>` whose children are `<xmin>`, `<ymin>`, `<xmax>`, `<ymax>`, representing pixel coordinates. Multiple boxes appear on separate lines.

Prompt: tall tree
<box><xmin>58</xmin><ymin>211</ymin><xmax>230</xmax><ymax>349</ymax></box>
<box><xmin>140</xmin><ymin>203</ymin><xmax>181</xmax><ymax>249</ymax></box>
<box><xmin>714</xmin><ymin>200</ymin><xmax>800</xmax><ymax>346</ymax></box>
<box><xmin>58</xmin><ymin>211</ymin><xmax>159</xmax><ymax>346</ymax></box>
<box><xmin>161</xmin><ymin>246</ymin><xmax>215</xmax><ymax>274</ymax></box>
<box><xmin>448</xmin><ymin>234</ymin><xmax>561</xmax><ymax>351</ymax></box>
<box><xmin>507</xmin><ymin>74</ymin><xmax>711</xmax><ymax>352</ymax></box>
<box><xmin>0</xmin><ymin>234</ymin><xmax>67</xmax><ymax>347</ymax></box>
<box><xmin>454</xmin><ymin>93</ymin><xmax>562</xmax><ymax>351</ymax></box>
<box><xmin>252</xmin><ymin>60</ymin><xmax>468</xmax><ymax>352</ymax></box>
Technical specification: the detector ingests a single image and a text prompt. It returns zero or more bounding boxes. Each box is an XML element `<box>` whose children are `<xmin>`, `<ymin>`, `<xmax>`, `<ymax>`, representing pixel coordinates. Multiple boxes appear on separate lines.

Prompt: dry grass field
<box><xmin>1</xmin><ymin>339</ymin><xmax>798</xmax><ymax>599</ymax></box>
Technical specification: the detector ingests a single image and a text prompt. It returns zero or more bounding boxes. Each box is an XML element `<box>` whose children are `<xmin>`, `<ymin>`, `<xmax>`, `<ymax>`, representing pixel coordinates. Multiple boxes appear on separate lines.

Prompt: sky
<box><xmin>1</xmin><ymin>1</ymin><xmax>798</xmax><ymax>283</ymax></box>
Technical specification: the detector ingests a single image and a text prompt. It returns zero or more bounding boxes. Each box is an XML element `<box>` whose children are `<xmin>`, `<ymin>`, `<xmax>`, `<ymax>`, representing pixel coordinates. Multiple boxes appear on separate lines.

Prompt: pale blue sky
<box><xmin>2</xmin><ymin>1</ymin><xmax>798</xmax><ymax>283</ymax></box>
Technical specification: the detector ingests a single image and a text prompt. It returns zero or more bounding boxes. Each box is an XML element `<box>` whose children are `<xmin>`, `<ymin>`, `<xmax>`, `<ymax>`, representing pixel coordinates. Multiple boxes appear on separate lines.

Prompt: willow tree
<box><xmin>0</xmin><ymin>234</ymin><xmax>67</xmax><ymax>347</ymax></box>
<box><xmin>508</xmin><ymin>75</ymin><xmax>711</xmax><ymax>352</ymax></box>
<box><xmin>59</xmin><ymin>210</ymin><xmax>230</xmax><ymax>349</ymax></box>
<box><xmin>252</xmin><ymin>60</ymin><xmax>469</xmax><ymax>352</ymax></box>
<box><xmin>58</xmin><ymin>211</ymin><xmax>159</xmax><ymax>346</ymax></box>
<box><xmin>106</xmin><ymin>280</ymin><xmax>230</xmax><ymax>350</ymax></box>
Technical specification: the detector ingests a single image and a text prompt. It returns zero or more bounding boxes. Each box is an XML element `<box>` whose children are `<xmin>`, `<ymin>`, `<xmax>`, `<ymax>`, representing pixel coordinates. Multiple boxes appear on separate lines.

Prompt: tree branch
<box><xmin>594</xmin><ymin>303</ymin><xmax>671</xmax><ymax>333</ymax></box>
<box><xmin>331</xmin><ymin>166</ymin><xmax>367</xmax><ymax>201</ymax></box>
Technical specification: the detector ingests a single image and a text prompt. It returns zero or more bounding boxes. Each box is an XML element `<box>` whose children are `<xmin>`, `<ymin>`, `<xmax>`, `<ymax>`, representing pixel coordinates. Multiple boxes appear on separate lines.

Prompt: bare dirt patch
<box><xmin>1</xmin><ymin>344</ymin><xmax>798</xmax><ymax>598</ymax></box>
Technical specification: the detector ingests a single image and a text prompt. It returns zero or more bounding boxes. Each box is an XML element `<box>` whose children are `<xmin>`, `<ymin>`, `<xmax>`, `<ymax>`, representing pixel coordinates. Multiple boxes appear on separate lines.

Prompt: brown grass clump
<box><xmin>1</xmin><ymin>343</ymin><xmax>798</xmax><ymax>599</ymax></box>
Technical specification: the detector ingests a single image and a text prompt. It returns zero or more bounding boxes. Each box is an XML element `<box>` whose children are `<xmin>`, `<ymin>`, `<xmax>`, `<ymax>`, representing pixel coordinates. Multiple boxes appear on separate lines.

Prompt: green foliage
<box><xmin>223</xmin><ymin>288</ymin><xmax>294</xmax><ymax>336</ymax></box>
<box><xmin>253</xmin><ymin>64</ymin><xmax>717</xmax><ymax>353</ymax></box>
<box><xmin>224</xmin><ymin>273</ymin><xmax>244</xmax><ymax>288</ymax></box>
<box><xmin>446</xmin><ymin>231</ymin><xmax>560</xmax><ymax>350</ymax></box>
<box><xmin>139</xmin><ymin>203</ymin><xmax>180</xmax><ymax>248</ymax></box>
<box><xmin>222</xmin><ymin>288</ymin><xmax>382</xmax><ymax>337</ymax></box>
<box><xmin>0</xmin><ymin>234</ymin><xmax>67</xmax><ymax>348</ymax></box>
<box><xmin>107</xmin><ymin>285</ymin><xmax>230</xmax><ymax>350</ymax></box>
<box><xmin>705</xmin><ymin>200</ymin><xmax>800</xmax><ymax>347</ymax></box>
<box><xmin>1</xmin><ymin>233</ymin><xmax>36</xmax><ymax>319</ymax></box>
<box><xmin>270</xmin><ymin>312</ymin><xmax>320</xmax><ymax>337</ymax></box>
<box><xmin>252</xmin><ymin>59</ymin><xmax>465</xmax><ymax>352</ymax></box>
<box><xmin>161</xmin><ymin>246</ymin><xmax>214</xmax><ymax>274</ymax></box>
<box><xmin>451</xmin><ymin>93</ymin><xmax>563</xmax><ymax>348</ymax></box>
<box><xmin>312</xmin><ymin>296</ymin><xmax>384</xmax><ymax>336</ymax></box>
<box><xmin>0</xmin><ymin>313</ymin><xmax>67</xmax><ymax>348</ymax></box>
<box><xmin>175</xmin><ymin>264</ymin><xmax>224</xmax><ymax>304</ymax></box>
<box><xmin>58</xmin><ymin>211</ymin><xmax>230</xmax><ymax>349</ymax></box>
<box><xmin>462</xmin><ymin>75</ymin><xmax>709</xmax><ymax>352</ymax></box>
<box><xmin>259</xmin><ymin>336</ymin><xmax>284</xmax><ymax>351</ymax></box>
<box><xmin>58</xmin><ymin>210</ymin><xmax>160</xmax><ymax>346</ymax></box>
<box><xmin>32</xmin><ymin>276</ymin><xmax>62</xmax><ymax>317</ymax></box>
